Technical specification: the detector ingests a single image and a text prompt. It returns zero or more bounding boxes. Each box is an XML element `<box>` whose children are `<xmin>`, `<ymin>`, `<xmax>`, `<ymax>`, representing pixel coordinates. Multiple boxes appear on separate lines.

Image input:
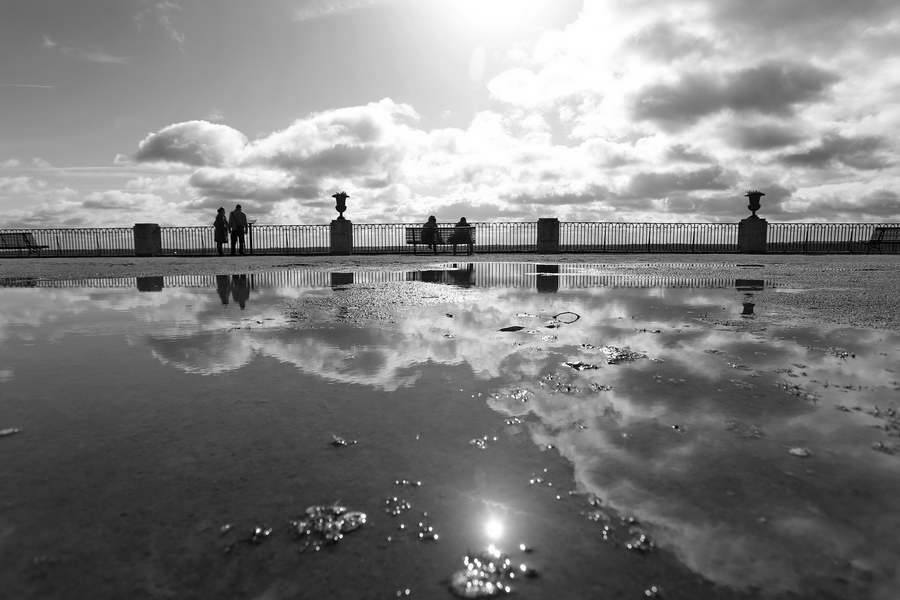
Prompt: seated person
<box><xmin>448</xmin><ymin>217</ymin><xmax>473</xmax><ymax>255</ymax></box>
<box><xmin>421</xmin><ymin>215</ymin><xmax>441</xmax><ymax>252</ymax></box>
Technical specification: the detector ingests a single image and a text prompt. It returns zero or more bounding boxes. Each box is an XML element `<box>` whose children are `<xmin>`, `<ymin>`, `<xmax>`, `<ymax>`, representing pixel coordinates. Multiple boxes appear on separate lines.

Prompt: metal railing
<box><xmin>559</xmin><ymin>222</ymin><xmax>739</xmax><ymax>253</ymax></box>
<box><xmin>159</xmin><ymin>224</ymin><xmax>330</xmax><ymax>255</ymax></box>
<box><xmin>767</xmin><ymin>222</ymin><xmax>900</xmax><ymax>253</ymax></box>
<box><xmin>2</xmin><ymin>221</ymin><xmax>899</xmax><ymax>257</ymax></box>
<box><xmin>0</xmin><ymin>227</ymin><xmax>134</xmax><ymax>257</ymax></box>
<box><xmin>353</xmin><ymin>222</ymin><xmax>536</xmax><ymax>254</ymax></box>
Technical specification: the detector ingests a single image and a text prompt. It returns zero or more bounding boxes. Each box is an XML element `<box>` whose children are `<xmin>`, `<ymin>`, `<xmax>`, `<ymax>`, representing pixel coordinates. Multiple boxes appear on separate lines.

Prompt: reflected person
<box><xmin>231</xmin><ymin>274</ymin><xmax>250</xmax><ymax>309</ymax></box>
<box><xmin>215</xmin><ymin>275</ymin><xmax>231</xmax><ymax>305</ymax></box>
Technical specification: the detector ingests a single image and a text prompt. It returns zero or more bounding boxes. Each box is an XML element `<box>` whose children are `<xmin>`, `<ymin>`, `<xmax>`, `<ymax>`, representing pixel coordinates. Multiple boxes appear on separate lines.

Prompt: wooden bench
<box><xmin>867</xmin><ymin>227</ymin><xmax>900</xmax><ymax>253</ymax></box>
<box><xmin>405</xmin><ymin>226</ymin><xmax>475</xmax><ymax>255</ymax></box>
<box><xmin>0</xmin><ymin>232</ymin><xmax>49</xmax><ymax>255</ymax></box>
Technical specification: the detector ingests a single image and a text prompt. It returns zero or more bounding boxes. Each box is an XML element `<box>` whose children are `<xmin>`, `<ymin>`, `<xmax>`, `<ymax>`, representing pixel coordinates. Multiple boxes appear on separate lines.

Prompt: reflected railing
<box><xmin>0</xmin><ymin>263</ymin><xmax>764</xmax><ymax>291</ymax></box>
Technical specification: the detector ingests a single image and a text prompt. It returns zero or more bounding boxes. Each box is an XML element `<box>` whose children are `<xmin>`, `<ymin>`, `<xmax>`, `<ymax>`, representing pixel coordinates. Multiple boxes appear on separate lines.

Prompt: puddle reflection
<box><xmin>1</xmin><ymin>263</ymin><xmax>898</xmax><ymax>599</ymax></box>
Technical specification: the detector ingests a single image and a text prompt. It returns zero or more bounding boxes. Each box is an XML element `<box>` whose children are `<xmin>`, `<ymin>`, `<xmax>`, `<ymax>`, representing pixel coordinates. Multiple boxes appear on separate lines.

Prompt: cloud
<box><xmin>0</xmin><ymin>83</ymin><xmax>54</xmax><ymax>89</ymax></box>
<box><xmin>11</xmin><ymin>0</ymin><xmax>890</xmax><ymax>227</ymax></box>
<box><xmin>779</xmin><ymin>133</ymin><xmax>891</xmax><ymax>170</ymax></box>
<box><xmin>632</xmin><ymin>61</ymin><xmax>839</xmax><ymax>129</ymax></box>
<box><xmin>135</xmin><ymin>1</ymin><xmax>186</xmax><ymax>48</ymax></box>
<box><xmin>627</xmin><ymin>20</ymin><xmax>714</xmax><ymax>61</ymax></box>
<box><xmin>626</xmin><ymin>166</ymin><xmax>734</xmax><ymax>199</ymax></box>
<box><xmin>726</xmin><ymin>121</ymin><xmax>807</xmax><ymax>150</ymax></box>
<box><xmin>0</xmin><ymin>176</ymin><xmax>49</xmax><ymax>195</ymax></box>
<box><xmin>665</xmin><ymin>145</ymin><xmax>714</xmax><ymax>163</ymax></box>
<box><xmin>134</xmin><ymin>121</ymin><xmax>248</xmax><ymax>167</ymax></box>
<box><xmin>41</xmin><ymin>35</ymin><xmax>129</xmax><ymax>65</ymax></box>
<box><xmin>188</xmin><ymin>168</ymin><xmax>320</xmax><ymax>205</ymax></box>
<box><xmin>798</xmin><ymin>189</ymin><xmax>900</xmax><ymax>219</ymax></box>
<box><xmin>81</xmin><ymin>191</ymin><xmax>163</xmax><ymax>210</ymax></box>
<box><xmin>293</xmin><ymin>0</ymin><xmax>390</xmax><ymax>22</ymax></box>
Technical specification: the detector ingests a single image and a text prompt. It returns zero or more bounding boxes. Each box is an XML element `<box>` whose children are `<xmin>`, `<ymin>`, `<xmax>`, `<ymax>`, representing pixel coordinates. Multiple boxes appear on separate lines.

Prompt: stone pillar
<box><xmin>738</xmin><ymin>216</ymin><xmax>768</xmax><ymax>254</ymax></box>
<box><xmin>536</xmin><ymin>218</ymin><xmax>560</xmax><ymax>253</ymax></box>
<box><xmin>133</xmin><ymin>223</ymin><xmax>162</xmax><ymax>257</ymax></box>
<box><xmin>330</xmin><ymin>272</ymin><xmax>354</xmax><ymax>288</ymax></box>
<box><xmin>136</xmin><ymin>276</ymin><xmax>164</xmax><ymax>292</ymax></box>
<box><xmin>536</xmin><ymin>264</ymin><xmax>560</xmax><ymax>293</ymax></box>
<box><xmin>330</xmin><ymin>219</ymin><xmax>353</xmax><ymax>255</ymax></box>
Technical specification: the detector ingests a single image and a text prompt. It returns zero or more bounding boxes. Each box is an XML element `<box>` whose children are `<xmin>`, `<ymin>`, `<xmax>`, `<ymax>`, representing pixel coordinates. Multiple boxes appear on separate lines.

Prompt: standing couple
<box><xmin>214</xmin><ymin>204</ymin><xmax>249</xmax><ymax>256</ymax></box>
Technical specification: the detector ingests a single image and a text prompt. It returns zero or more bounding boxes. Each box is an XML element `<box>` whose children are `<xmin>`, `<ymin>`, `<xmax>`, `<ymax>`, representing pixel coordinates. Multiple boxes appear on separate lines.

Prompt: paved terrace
<box><xmin>1</xmin><ymin>253</ymin><xmax>898</xmax><ymax>331</ymax></box>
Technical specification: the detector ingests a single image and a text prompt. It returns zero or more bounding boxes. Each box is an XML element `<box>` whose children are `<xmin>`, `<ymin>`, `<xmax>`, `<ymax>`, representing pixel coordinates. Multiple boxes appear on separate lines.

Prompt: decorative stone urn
<box><xmin>738</xmin><ymin>189</ymin><xmax>768</xmax><ymax>253</ymax></box>
<box><xmin>745</xmin><ymin>190</ymin><xmax>765</xmax><ymax>217</ymax></box>
<box><xmin>333</xmin><ymin>191</ymin><xmax>349</xmax><ymax>220</ymax></box>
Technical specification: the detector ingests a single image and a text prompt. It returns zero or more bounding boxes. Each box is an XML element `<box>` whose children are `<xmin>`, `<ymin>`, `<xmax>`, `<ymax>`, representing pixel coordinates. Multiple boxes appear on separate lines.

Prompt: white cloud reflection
<box><xmin>1</xmin><ymin>273</ymin><xmax>898</xmax><ymax>596</ymax></box>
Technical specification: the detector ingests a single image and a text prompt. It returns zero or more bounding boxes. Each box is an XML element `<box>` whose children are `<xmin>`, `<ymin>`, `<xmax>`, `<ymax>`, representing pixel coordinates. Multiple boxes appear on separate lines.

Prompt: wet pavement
<box><xmin>0</xmin><ymin>262</ymin><xmax>898</xmax><ymax>599</ymax></box>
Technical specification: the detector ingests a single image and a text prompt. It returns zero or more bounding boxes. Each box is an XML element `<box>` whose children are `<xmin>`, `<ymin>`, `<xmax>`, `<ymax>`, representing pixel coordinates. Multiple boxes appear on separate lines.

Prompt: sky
<box><xmin>1</xmin><ymin>0</ymin><xmax>899</xmax><ymax>227</ymax></box>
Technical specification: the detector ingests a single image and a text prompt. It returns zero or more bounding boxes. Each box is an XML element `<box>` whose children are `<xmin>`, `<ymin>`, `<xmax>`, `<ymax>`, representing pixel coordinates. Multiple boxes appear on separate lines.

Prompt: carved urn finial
<box><xmin>745</xmin><ymin>190</ymin><xmax>765</xmax><ymax>217</ymax></box>
<box><xmin>332</xmin><ymin>191</ymin><xmax>349</xmax><ymax>220</ymax></box>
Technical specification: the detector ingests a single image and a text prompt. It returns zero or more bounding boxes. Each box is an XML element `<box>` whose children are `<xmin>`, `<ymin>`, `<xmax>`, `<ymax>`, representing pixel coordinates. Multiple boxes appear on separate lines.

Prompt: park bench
<box><xmin>867</xmin><ymin>226</ymin><xmax>900</xmax><ymax>253</ymax></box>
<box><xmin>405</xmin><ymin>226</ymin><xmax>475</xmax><ymax>255</ymax></box>
<box><xmin>0</xmin><ymin>232</ymin><xmax>49</xmax><ymax>255</ymax></box>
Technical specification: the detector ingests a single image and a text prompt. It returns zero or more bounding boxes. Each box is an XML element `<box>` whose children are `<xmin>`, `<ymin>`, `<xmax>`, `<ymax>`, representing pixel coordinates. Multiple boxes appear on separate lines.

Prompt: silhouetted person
<box><xmin>421</xmin><ymin>215</ymin><xmax>441</xmax><ymax>253</ymax></box>
<box><xmin>213</xmin><ymin>207</ymin><xmax>228</xmax><ymax>256</ymax></box>
<box><xmin>215</xmin><ymin>275</ymin><xmax>231</xmax><ymax>305</ymax></box>
<box><xmin>449</xmin><ymin>217</ymin><xmax>473</xmax><ymax>255</ymax></box>
<box><xmin>229</xmin><ymin>204</ymin><xmax>248</xmax><ymax>255</ymax></box>
<box><xmin>231</xmin><ymin>274</ymin><xmax>250</xmax><ymax>309</ymax></box>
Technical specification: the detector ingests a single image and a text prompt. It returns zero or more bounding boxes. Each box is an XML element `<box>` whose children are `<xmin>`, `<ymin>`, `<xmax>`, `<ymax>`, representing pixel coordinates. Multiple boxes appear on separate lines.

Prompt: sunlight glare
<box><xmin>484</xmin><ymin>517</ymin><xmax>505</xmax><ymax>541</ymax></box>
<box><xmin>454</xmin><ymin>0</ymin><xmax>544</xmax><ymax>29</ymax></box>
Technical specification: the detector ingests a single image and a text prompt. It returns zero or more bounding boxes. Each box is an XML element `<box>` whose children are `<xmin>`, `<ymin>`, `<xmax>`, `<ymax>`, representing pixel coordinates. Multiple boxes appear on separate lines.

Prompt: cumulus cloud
<box><xmin>25</xmin><ymin>0</ymin><xmax>892</xmax><ymax>226</ymax></box>
<box><xmin>632</xmin><ymin>61</ymin><xmax>839</xmax><ymax>129</ymax></box>
<box><xmin>726</xmin><ymin>121</ymin><xmax>807</xmax><ymax>150</ymax></box>
<box><xmin>779</xmin><ymin>133</ymin><xmax>891</xmax><ymax>170</ymax></box>
<box><xmin>188</xmin><ymin>168</ymin><xmax>320</xmax><ymax>205</ymax></box>
<box><xmin>627</xmin><ymin>166</ymin><xmax>734</xmax><ymax>199</ymax></box>
<box><xmin>134</xmin><ymin>121</ymin><xmax>248</xmax><ymax>167</ymax></box>
<box><xmin>627</xmin><ymin>20</ymin><xmax>714</xmax><ymax>60</ymax></box>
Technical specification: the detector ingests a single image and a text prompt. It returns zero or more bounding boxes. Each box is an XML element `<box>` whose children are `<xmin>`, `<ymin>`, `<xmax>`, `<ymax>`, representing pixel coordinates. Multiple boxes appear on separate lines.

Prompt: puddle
<box><xmin>0</xmin><ymin>263</ymin><xmax>898</xmax><ymax>599</ymax></box>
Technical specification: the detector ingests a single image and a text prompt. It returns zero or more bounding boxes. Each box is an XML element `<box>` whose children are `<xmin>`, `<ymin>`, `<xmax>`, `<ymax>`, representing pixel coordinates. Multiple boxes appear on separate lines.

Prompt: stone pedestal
<box><xmin>330</xmin><ymin>219</ymin><xmax>353</xmax><ymax>255</ymax></box>
<box><xmin>133</xmin><ymin>223</ymin><xmax>161</xmax><ymax>257</ymax></box>
<box><xmin>738</xmin><ymin>216</ymin><xmax>768</xmax><ymax>254</ymax></box>
<box><xmin>536</xmin><ymin>218</ymin><xmax>560</xmax><ymax>253</ymax></box>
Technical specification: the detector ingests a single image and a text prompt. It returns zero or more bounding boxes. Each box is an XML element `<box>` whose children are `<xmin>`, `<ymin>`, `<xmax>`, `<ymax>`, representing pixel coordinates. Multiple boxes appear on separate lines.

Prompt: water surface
<box><xmin>1</xmin><ymin>263</ymin><xmax>898</xmax><ymax>600</ymax></box>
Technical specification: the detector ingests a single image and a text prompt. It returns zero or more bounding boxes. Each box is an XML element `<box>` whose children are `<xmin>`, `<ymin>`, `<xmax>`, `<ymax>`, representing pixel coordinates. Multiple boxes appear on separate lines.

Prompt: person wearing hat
<box><xmin>228</xmin><ymin>204</ymin><xmax>249</xmax><ymax>255</ymax></box>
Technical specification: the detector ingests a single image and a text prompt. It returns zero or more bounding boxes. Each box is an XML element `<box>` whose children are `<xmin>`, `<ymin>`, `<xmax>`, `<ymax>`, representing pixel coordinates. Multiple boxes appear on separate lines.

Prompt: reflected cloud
<box><xmin>1</xmin><ymin>264</ymin><xmax>898</xmax><ymax>596</ymax></box>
